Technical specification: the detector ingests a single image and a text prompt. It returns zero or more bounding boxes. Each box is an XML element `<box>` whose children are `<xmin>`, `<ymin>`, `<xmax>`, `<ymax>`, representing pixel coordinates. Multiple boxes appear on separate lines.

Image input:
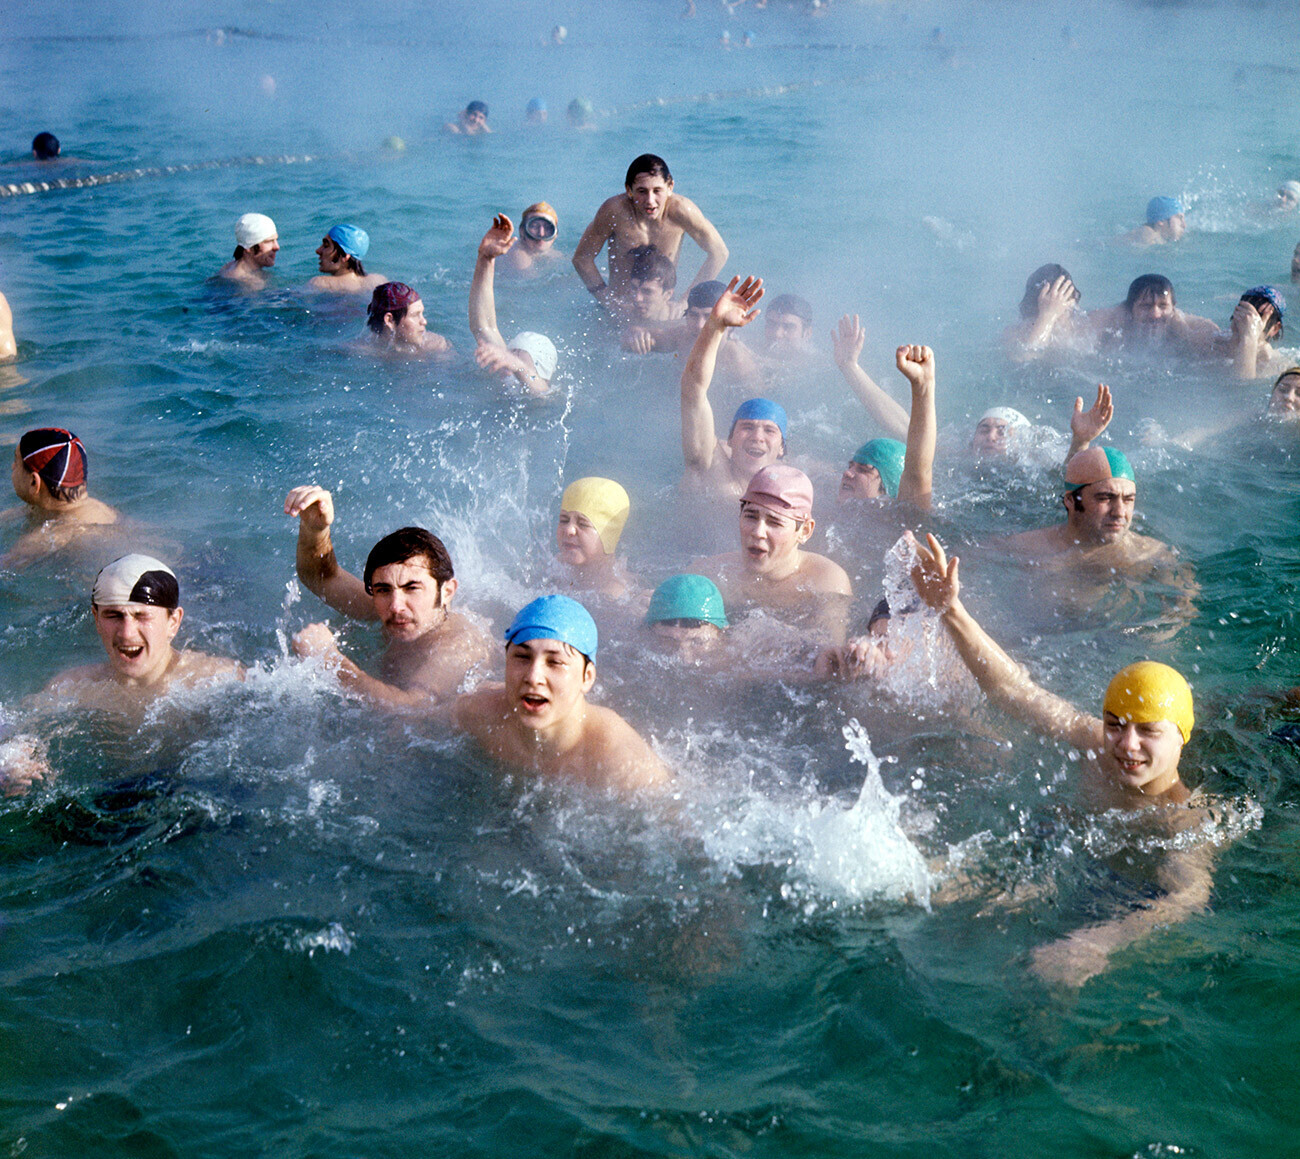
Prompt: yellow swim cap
<box><xmin>1102</xmin><ymin>661</ymin><xmax>1194</xmax><ymax>743</ymax></box>
<box><xmin>560</xmin><ymin>477</ymin><xmax>630</xmax><ymax>554</ymax></box>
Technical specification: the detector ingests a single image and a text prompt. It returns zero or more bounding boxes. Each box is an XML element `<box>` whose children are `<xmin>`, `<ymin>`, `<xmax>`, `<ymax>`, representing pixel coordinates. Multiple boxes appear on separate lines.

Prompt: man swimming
<box><xmin>445</xmin><ymin>100</ymin><xmax>491</xmax><ymax>134</ymax></box>
<box><xmin>1123</xmin><ymin>196</ymin><xmax>1187</xmax><ymax>247</ymax></box>
<box><xmin>4</xmin><ymin>428</ymin><xmax>119</xmax><ymax>567</ymax></box>
<box><xmin>216</xmin><ymin>213</ymin><xmax>280</xmax><ymax>288</ymax></box>
<box><xmin>502</xmin><ymin>202</ymin><xmax>564</xmax><ymax>275</ymax></box>
<box><xmin>644</xmin><ymin>573</ymin><xmax>729</xmax><ymax>664</ymax></box>
<box><xmin>284</xmin><ymin>486</ymin><xmax>493</xmax><ymax>705</ymax></box>
<box><xmin>555</xmin><ymin>477</ymin><xmax>636</xmax><ymax>600</ymax></box>
<box><xmin>1003</xmin><ymin>264</ymin><xmax>1091</xmax><ymax>361</ymax></box>
<box><xmin>308</xmin><ymin>224</ymin><xmax>385</xmax><ymax>295</ymax></box>
<box><xmin>908</xmin><ymin>532</ymin><xmax>1216</xmax><ymax>987</ymax></box>
<box><xmin>469</xmin><ymin>215</ymin><xmax>558</xmax><ymax>394</ymax></box>
<box><xmin>693</xmin><ymin>464</ymin><xmax>853</xmax><ymax>644</ymax></box>
<box><xmin>446</xmin><ymin>595</ymin><xmax>670</xmax><ymax>791</ymax></box>
<box><xmin>1089</xmin><ymin>274</ymin><xmax>1218</xmax><ymax>354</ymax></box>
<box><xmin>366</xmin><ymin>282</ymin><xmax>453</xmax><ymax>356</ymax></box>
<box><xmin>762</xmin><ymin>293</ymin><xmax>815</xmax><ymax>361</ymax></box>
<box><xmin>623</xmin><ymin>245</ymin><xmax>682</xmax><ymax>323</ymax></box>
<box><xmin>1215</xmin><ymin>285</ymin><xmax>1285</xmax><ymax>380</ymax></box>
<box><xmin>572</xmin><ymin>153</ymin><xmax>729</xmax><ymax>309</ymax></box>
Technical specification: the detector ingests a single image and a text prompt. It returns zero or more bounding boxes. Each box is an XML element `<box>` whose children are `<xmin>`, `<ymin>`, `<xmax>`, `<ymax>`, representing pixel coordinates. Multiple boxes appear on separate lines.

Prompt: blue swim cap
<box><xmin>526</xmin><ymin>97</ymin><xmax>547</xmax><ymax>113</ymax></box>
<box><xmin>504</xmin><ymin>595</ymin><xmax>598</xmax><ymax>661</ymax></box>
<box><xmin>327</xmin><ymin>223</ymin><xmax>369</xmax><ymax>259</ymax></box>
<box><xmin>1146</xmin><ymin>196</ymin><xmax>1183</xmax><ymax>225</ymax></box>
<box><xmin>851</xmin><ymin>438</ymin><xmax>906</xmax><ymax>497</ymax></box>
<box><xmin>1246</xmin><ymin>284</ymin><xmax>1286</xmax><ymax>320</ymax></box>
<box><xmin>730</xmin><ymin>398</ymin><xmax>788</xmax><ymax>440</ymax></box>
<box><xmin>646</xmin><ymin>574</ymin><xmax>728</xmax><ymax>629</ymax></box>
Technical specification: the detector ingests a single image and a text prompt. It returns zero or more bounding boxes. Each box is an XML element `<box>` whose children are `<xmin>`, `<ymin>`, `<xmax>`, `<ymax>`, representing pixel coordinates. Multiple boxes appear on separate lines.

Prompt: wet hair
<box><xmin>1125</xmin><ymin>274</ymin><xmax>1175</xmax><ymax>311</ymax></box>
<box><xmin>1241</xmin><ymin>290</ymin><xmax>1283</xmax><ymax>339</ymax></box>
<box><xmin>628</xmin><ymin>244</ymin><xmax>677</xmax><ymax>291</ymax></box>
<box><xmin>31</xmin><ymin>132</ymin><xmax>60</xmax><ymax>159</ymax></box>
<box><xmin>233</xmin><ymin>246</ymin><xmax>247</xmax><ymax>260</ymax></box>
<box><xmin>625</xmin><ymin>153</ymin><xmax>672</xmax><ymax>187</ymax></box>
<box><xmin>1018</xmin><ymin>263</ymin><xmax>1079</xmax><ymax>319</ymax></box>
<box><xmin>465</xmin><ymin>100</ymin><xmax>488</xmax><ymax>117</ymax></box>
<box><xmin>768</xmin><ymin>294</ymin><xmax>813</xmax><ymax>325</ymax></box>
<box><xmin>363</xmin><ymin>527</ymin><xmax>454</xmax><ymax>593</ymax></box>
<box><xmin>325</xmin><ymin>238</ymin><xmax>365</xmax><ymax>276</ymax></box>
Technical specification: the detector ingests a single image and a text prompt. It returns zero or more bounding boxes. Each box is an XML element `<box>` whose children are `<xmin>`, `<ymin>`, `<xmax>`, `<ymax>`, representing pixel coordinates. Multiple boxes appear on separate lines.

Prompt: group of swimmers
<box><xmin>5</xmin><ymin>144</ymin><xmax>1300</xmax><ymax>989</ymax></box>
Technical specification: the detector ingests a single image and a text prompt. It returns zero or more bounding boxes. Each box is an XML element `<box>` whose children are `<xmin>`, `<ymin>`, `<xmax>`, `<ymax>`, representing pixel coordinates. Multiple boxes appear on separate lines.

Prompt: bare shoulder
<box><xmin>45</xmin><ymin>662</ymin><xmax>109</xmax><ymax>692</ymax></box>
<box><xmin>665</xmin><ymin>193</ymin><xmax>705</xmax><ymax>224</ymax></box>
<box><xmin>801</xmin><ymin>550</ymin><xmax>852</xmax><ymax>595</ymax></box>
<box><xmin>585</xmin><ymin>704</ymin><xmax>671</xmax><ymax>789</ymax></box>
<box><xmin>450</xmin><ymin>684</ymin><xmax>507</xmax><ymax>733</ymax></box>
<box><xmin>174</xmin><ymin>651</ymin><xmax>243</xmax><ymax>684</ymax></box>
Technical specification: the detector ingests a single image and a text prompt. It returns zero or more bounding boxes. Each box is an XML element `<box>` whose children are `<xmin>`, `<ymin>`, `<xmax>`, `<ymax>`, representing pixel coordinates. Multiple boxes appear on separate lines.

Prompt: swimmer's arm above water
<box><xmin>1005</xmin><ymin>276</ymin><xmax>1078</xmax><ymax>362</ymax></box>
<box><xmin>571</xmin><ymin>198</ymin><xmax>620</xmax><ymax>306</ymax></box>
<box><xmin>469</xmin><ymin>215</ymin><xmax>512</xmax><ymax>349</ymax></box>
<box><xmin>668</xmin><ymin>195</ymin><xmax>729</xmax><ymax>288</ymax></box>
<box><xmin>1066</xmin><ymin>383</ymin><xmax>1113</xmax><ymax>461</ymax></box>
<box><xmin>284</xmin><ymin>486</ymin><xmax>378</xmax><ymax>622</ymax></box>
<box><xmin>895</xmin><ymin>345</ymin><xmax>936</xmax><ymax>510</ymax></box>
<box><xmin>832</xmin><ymin>314</ymin><xmax>908</xmax><ymax>440</ymax></box>
<box><xmin>292</xmin><ymin>624</ymin><xmax>433</xmax><ymax>709</ymax></box>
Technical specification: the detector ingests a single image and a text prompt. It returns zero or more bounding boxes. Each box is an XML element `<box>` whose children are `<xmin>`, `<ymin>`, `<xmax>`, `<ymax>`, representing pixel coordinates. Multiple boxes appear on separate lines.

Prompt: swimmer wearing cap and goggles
<box><xmin>504</xmin><ymin>202</ymin><xmax>564</xmax><ymax>274</ymax></box>
<box><xmin>471</xmin><ymin>214</ymin><xmax>558</xmax><ymax>392</ymax></box>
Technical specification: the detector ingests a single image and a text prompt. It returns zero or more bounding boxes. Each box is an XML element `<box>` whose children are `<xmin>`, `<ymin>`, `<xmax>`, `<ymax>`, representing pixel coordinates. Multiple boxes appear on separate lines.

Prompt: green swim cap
<box><xmin>646</xmin><ymin>574</ymin><xmax>728</xmax><ymax>629</ymax></box>
<box><xmin>851</xmin><ymin>438</ymin><xmax>906</xmax><ymax>497</ymax></box>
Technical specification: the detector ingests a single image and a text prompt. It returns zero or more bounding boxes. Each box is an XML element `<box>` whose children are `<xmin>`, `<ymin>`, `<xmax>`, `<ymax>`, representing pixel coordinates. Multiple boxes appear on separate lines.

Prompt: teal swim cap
<box><xmin>646</xmin><ymin>574</ymin><xmax>728</xmax><ymax>629</ymax></box>
<box><xmin>1064</xmin><ymin>445</ymin><xmax>1135</xmax><ymax>492</ymax></box>
<box><xmin>851</xmin><ymin>438</ymin><xmax>906</xmax><ymax>497</ymax></box>
<box><xmin>505</xmin><ymin>595</ymin><xmax>598</xmax><ymax>661</ymax></box>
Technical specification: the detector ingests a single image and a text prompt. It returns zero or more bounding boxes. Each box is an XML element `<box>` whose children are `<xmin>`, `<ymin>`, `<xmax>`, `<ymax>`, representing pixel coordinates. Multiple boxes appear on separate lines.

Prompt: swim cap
<box><xmin>466</xmin><ymin>100</ymin><xmax>488</xmax><ymax>117</ymax></box>
<box><xmin>327</xmin><ymin>223</ymin><xmax>369</xmax><ymax>259</ymax></box>
<box><xmin>504</xmin><ymin>594</ymin><xmax>598</xmax><ymax>661</ymax></box>
<box><xmin>687</xmin><ymin>280</ymin><xmax>727</xmax><ymax>310</ymax></box>
<box><xmin>1280</xmin><ymin>181</ymin><xmax>1300</xmax><ymax>200</ymax></box>
<box><xmin>1146</xmin><ymin>196</ymin><xmax>1183</xmax><ymax>225</ymax></box>
<box><xmin>568</xmin><ymin>97</ymin><xmax>593</xmax><ymax>122</ymax></box>
<box><xmin>1064</xmin><ymin>445</ymin><xmax>1135</xmax><ymax>492</ymax></box>
<box><xmin>526</xmin><ymin>98</ymin><xmax>547</xmax><ymax>114</ymax></box>
<box><xmin>730</xmin><ymin>398</ymin><xmax>788</xmax><ymax>440</ymax></box>
<box><xmin>18</xmin><ymin>428</ymin><xmax>87</xmax><ymax>491</ymax></box>
<box><xmin>741</xmin><ymin>464</ymin><xmax>814</xmax><ymax>520</ymax></box>
<box><xmin>646</xmin><ymin>574</ymin><xmax>728</xmax><ymax>628</ymax></box>
<box><xmin>560</xmin><ymin>477</ymin><xmax>630</xmax><ymax>553</ymax></box>
<box><xmin>234</xmin><ymin>213</ymin><xmax>277</xmax><ymax>248</ymax></box>
<box><xmin>1245</xmin><ymin>284</ymin><xmax>1286</xmax><ymax>320</ymax></box>
<box><xmin>521</xmin><ymin>202</ymin><xmax>558</xmax><ymax>242</ymax></box>
<box><xmin>370</xmin><ymin>282</ymin><xmax>420</xmax><ymax>314</ymax></box>
<box><xmin>92</xmin><ymin>554</ymin><xmax>179</xmax><ymax>610</ymax></box>
<box><xmin>509</xmin><ymin>331</ymin><xmax>558</xmax><ymax>380</ymax></box>
<box><xmin>978</xmin><ymin>406</ymin><xmax>1030</xmax><ymax>429</ymax></box>
<box><xmin>851</xmin><ymin>438</ymin><xmax>906</xmax><ymax>498</ymax></box>
<box><xmin>1103</xmin><ymin>661</ymin><xmax>1194</xmax><ymax>743</ymax></box>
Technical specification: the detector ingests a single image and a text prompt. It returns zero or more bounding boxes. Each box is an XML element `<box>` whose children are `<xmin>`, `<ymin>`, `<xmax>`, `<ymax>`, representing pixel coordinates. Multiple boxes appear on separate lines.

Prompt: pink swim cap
<box><xmin>741</xmin><ymin>464</ymin><xmax>814</xmax><ymax>520</ymax></box>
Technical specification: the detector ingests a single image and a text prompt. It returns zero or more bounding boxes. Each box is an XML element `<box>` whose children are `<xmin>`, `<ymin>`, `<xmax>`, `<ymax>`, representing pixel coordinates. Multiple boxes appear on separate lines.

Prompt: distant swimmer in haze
<box><xmin>31</xmin><ymin>131</ymin><xmax>60</xmax><ymax>160</ymax></box>
<box><xmin>762</xmin><ymin>294</ymin><xmax>815</xmax><ymax>362</ymax></box>
<box><xmin>365</xmin><ymin>282</ymin><xmax>453</xmax><ymax>357</ymax></box>
<box><xmin>572</xmin><ymin>153</ymin><xmax>729</xmax><ymax>311</ymax></box>
<box><xmin>555</xmin><ymin>477</ymin><xmax>638</xmax><ymax>600</ymax></box>
<box><xmin>1089</xmin><ymin>274</ymin><xmax>1218</xmax><ymax>356</ymax></box>
<box><xmin>469</xmin><ymin>214</ymin><xmax>558</xmax><ymax>394</ymax></box>
<box><xmin>285</xmin><ymin>487</ymin><xmax>494</xmax><ymax>706</ymax></box>
<box><xmin>216</xmin><ymin>213</ymin><xmax>280</xmax><ymax>289</ymax></box>
<box><xmin>446</xmin><ymin>595</ymin><xmax>671</xmax><ymax>791</ymax></box>
<box><xmin>525</xmin><ymin>97</ymin><xmax>548</xmax><ymax>125</ymax></box>
<box><xmin>694</xmin><ymin>464</ymin><xmax>853</xmax><ymax>645</ymax></box>
<box><xmin>502</xmin><ymin>202</ymin><xmax>565</xmax><ymax>275</ymax></box>
<box><xmin>445</xmin><ymin>100</ymin><xmax>491</xmax><ymax>135</ymax></box>
<box><xmin>307</xmin><ymin>224</ymin><xmax>385</xmax><ymax>295</ymax></box>
<box><xmin>1122</xmin><ymin>195</ymin><xmax>1187</xmax><ymax>247</ymax></box>
<box><xmin>3</xmin><ymin>428</ymin><xmax>119</xmax><ymax>568</ymax></box>
<box><xmin>681</xmin><ymin>277</ymin><xmax>789</xmax><ymax>498</ymax></box>
<box><xmin>1003</xmin><ymin>264</ymin><xmax>1092</xmax><ymax>361</ymax></box>
<box><xmin>1212</xmin><ymin>285</ymin><xmax>1286</xmax><ymax>380</ymax></box>
<box><xmin>0</xmin><ymin>290</ymin><xmax>15</xmax><ymax>362</ymax></box>
<box><xmin>907</xmin><ymin>532</ymin><xmax>1219</xmax><ymax>988</ymax></box>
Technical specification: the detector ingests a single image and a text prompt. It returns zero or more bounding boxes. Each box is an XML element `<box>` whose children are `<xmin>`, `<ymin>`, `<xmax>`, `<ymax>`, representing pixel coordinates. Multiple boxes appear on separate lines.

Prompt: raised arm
<box><xmin>832</xmin><ymin>314</ymin><xmax>908</xmax><ymax>439</ymax></box>
<box><xmin>571</xmin><ymin>198</ymin><xmax>619</xmax><ymax>307</ymax></box>
<box><xmin>681</xmin><ymin>275</ymin><xmax>764</xmax><ymax>472</ymax></box>
<box><xmin>1005</xmin><ymin>275</ymin><xmax>1077</xmax><ymax>362</ymax></box>
<box><xmin>284</xmin><ymin>486</ymin><xmax>377</xmax><ymax>621</ymax></box>
<box><xmin>894</xmin><ymin>345</ymin><xmax>937</xmax><ymax>509</ymax></box>
<box><xmin>909</xmin><ymin>532</ymin><xmax>1101</xmax><ymax>751</ymax></box>
<box><xmin>469</xmin><ymin>214</ymin><xmax>512</xmax><ymax>348</ymax></box>
<box><xmin>673</xmin><ymin>196</ymin><xmax>729</xmax><ymax>288</ymax></box>
<box><xmin>1066</xmin><ymin>383</ymin><xmax>1113</xmax><ymax>460</ymax></box>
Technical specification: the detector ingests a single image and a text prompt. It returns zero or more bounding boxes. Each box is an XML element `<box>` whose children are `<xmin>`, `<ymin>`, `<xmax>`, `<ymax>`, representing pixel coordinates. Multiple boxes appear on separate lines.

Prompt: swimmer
<box><xmin>216</xmin><ymin>213</ymin><xmax>280</xmax><ymax>289</ymax></box>
<box><xmin>908</xmin><ymin>532</ymin><xmax>1217</xmax><ymax>987</ymax></box>
<box><xmin>623</xmin><ymin>245</ymin><xmax>682</xmax><ymax>323</ymax></box>
<box><xmin>644</xmin><ymin>574</ymin><xmax>729</xmax><ymax>664</ymax></box>
<box><xmin>555</xmin><ymin>477</ymin><xmax>636</xmax><ymax>600</ymax></box>
<box><xmin>1268</xmin><ymin>365</ymin><xmax>1300</xmax><ymax>418</ymax></box>
<box><xmin>447</xmin><ymin>595</ymin><xmax>670</xmax><ymax>791</ymax></box>
<box><xmin>445</xmin><ymin>100</ymin><xmax>491</xmax><ymax>135</ymax></box>
<box><xmin>680</xmin><ymin>277</ymin><xmax>786</xmax><ymax>498</ymax></box>
<box><xmin>763</xmin><ymin>294</ymin><xmax>815</xmax><ymax>361</ymax></box>
<box><xmin>285</xmin><ymin>487</ymin><xmax>493</xmax><ymax>705</ymax></box>
<box><xmin>366</xmin><ymin>282</ymin><xmax>453</xmax><ymax>356</ymax></box>
<box><xmin>1089</xmin><ymin>274</ymin><xmax>1218</xmax><ymax>354</ymax></box>
<box><xmin>1003</xmin><ymin>263</ymin><xmax>1091</xmax><ymax>361</ymax></box>
<box><xmin>502</xmin><ymin>202</ymin><xmax>565</xmax><ymax>275</ymax></box>
<box><xmin>1215</xmin><ymin>285</ymin><xmax>1286</xmax><ymax>379</ymax></box>
<box><xmin>1123</xmin><ymin>195</ymin><xmax>1187</xmax><ymax>247</ymax></box>
<box><xmin>572</xmin><ymin>153</ymin><xmax>729</xmax><ymax>308</ymax></box>
<box><xmin>469</xmin><ymin>215</ymin><xmax>558</xmax><ymax>394</ymax></box>
<box><xmin>4</xmin><ymin>428</ymin><xmax>119</xmax><ymax>568</ymax></box>
<box><xmin>567</xmin><ymin>97</ymin><xmax>596</xmax><ymax>131</ymax></box>
<box><xmin>31</xmin><ymin>132</ymin><xmax>59</xmax><ymax>160</ymax></box>
<box><xmin>0</xmin><ymin>290</ymin><xmax>15</xmax><ymax>362</ymax></box>
<box><xmin>621</xmin><ymin>280</ymin><xmax>756</xmax><ymax>380</ymax></box>
<box><xmin>970</xmin><ymin>408</ymin><xmax>1030</xmax><ymax>458</ymax></box>
<box><xmin>694</xmin><ymin>464</ymin><xmax>853</xmax><ymax>644</ymax></box>
<box><xmin>814</xmin><ymin>597</ymin><xmax>914</xmax><ymax>683</ymax></box>
<box><xmin>525</xmin><ymin>98</ymin><xmax>548</xmax><ymax>125</ymax></box>
<box><xmin>307</xmin><ymin>224</ymin><xmax>386</xmax><ymax>295</ymax></box>
<box><xmin>838</xmin><ymin>345</ymin><xmax>937</xmax><ymax>510</ymax></box>
<box><xmin>1276</xmin><ymin>181</ymin><xmax>1300</xmax><ymax>213</ymax></box>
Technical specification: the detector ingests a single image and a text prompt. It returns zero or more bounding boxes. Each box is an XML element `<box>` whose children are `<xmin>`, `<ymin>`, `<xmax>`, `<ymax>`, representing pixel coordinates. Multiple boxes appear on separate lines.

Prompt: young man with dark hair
<box><xmin>308</xmin><ymin>224</ymin><xmax>385</xmax><ymax>295</ymax></box>
<box><xmin>1089</xmin><ymin>274</ymin><xmax>1217</xmax><ymax>353</ymax></box>
<box><xmin>365</xmin><ymin>283</ymin><xmax>452</xmax><ymax>355</ymax></box>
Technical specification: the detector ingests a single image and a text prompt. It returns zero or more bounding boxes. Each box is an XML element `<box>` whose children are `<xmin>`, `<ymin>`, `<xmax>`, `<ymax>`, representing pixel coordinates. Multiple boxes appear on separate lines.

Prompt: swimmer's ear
<box><xmin>797</xmin><ymin>517</ymin><xmax>815</xmax><ymax>544</ymax></box>
<box><xmin>438</xmin><ymin>577</ymin><xmax>459</xmax><ymax>605</ymax></box>
<box><xmin>580</xmin><ymin>659</ymin><xmax>596</xmax><ymax>692</ymax></box>
<box><xmin>167</xmin><ymin>607</ymin><xmax>184</xmax><ymax>638</ymax></box>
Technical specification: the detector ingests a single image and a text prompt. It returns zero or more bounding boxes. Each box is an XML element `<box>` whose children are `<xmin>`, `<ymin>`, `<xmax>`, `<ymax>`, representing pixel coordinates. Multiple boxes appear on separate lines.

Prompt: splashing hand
<box><xmin>907</xmin><ymin>531</ymin><xmax>959</xmax><ymax>614</ymax></box>
<box><xmin>710</xmin><ymin>275</ymin><xmax>763</xmax><ymax>329</ymax></box>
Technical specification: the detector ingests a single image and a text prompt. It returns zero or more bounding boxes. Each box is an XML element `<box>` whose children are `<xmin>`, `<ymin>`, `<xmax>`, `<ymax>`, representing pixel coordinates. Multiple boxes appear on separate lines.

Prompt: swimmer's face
<box><xmin>1100</xmin><ymin>712</ymin><xmax>1184</xmax><ymax>797</ymax></box>
<box><xmin>316</xmin><ymin>238</ymin><xmax>345</xmax><ymax>273</ymax></box>
<box><xmin>1067</xmin><ymin>479</ymin><xmax>1136</xmax><ymax>543</ymax></box>
<box><xmin>1163</xmin><ymin>213</ymin><xmax>1186</xmax><ymax>241</ymax></box>
<box><xmin>727</xmin><ymin>420</ymin><xmax>784</xmax><ymax>470</ymax></box>
<box><xmin>765</xmin><ymin>313</ymin><xmax>811</xmax><ymax>353</ymax></box>
<box><xmin>368</xmin><ymin>559</ymin><xmax>451</xmax><ymax>642</ymax></box>
<box><xmin>839</xmin><ymin>460</ymin><xmax>884</xmax><ymax>501</ymax></box>
<box><xmin>1269</xmin><ymin>373</ymin><xmax>1300</xmax><ymax>417</ymax></box>
<box><xmin>506</xmin><ymin>639</ymin><xmax>595</xmax><ymax>732</ymax></box>
<box><xmin>392</xmin><ymin>300</ymin><xmax>427</xmax><ymax>346</ymax></box>
<box><xmin>1130</xmin><ymin>289</ymin><xmax>1174</xmax><ymax>330</ymax></box>
<box><xmin>462</xmin><ymin>108</ymin><xmax>488</xmax><ymax>132</ymax></box>
<box><xmin>627</xmin><ymin>173</ymin><xmax>673</xmax><ymax>219</ymax></box>
<box><xmin>93</xmin><ymin>602</ymin><xmax>183</xmax><ymax>685</ymax></box>
<box><xmin>739</xmin><ymin>502</ymin><xmax>812</xmax><ymax>573</ymax></box>
<box><xmin>649</xmin><ymin>618</ymin><xmax>723</xmax><ymax>661</ymax></box>
<box><xmin>629</xmin><ymin>277</ymin><xmax>673</xmax><ymax>320</ymax></box>
<box><xmin>556</xmin><ymin>510</ymin><xmax>607</xmax><ymax>566</ymax></box>
<box><xmin>1280</xmin><ymin>191</ymin><xmax>1299</xmax><ymax>211</ymax></box>
<box><xmin>249</xmin><ymin>236</ymin><xmax>279</xmax><ymax>267</ymax></box>
<box><xmin>972</xmin><ymin>418</ymin><xmax>1014</xmax><ymax>456</ymax></box>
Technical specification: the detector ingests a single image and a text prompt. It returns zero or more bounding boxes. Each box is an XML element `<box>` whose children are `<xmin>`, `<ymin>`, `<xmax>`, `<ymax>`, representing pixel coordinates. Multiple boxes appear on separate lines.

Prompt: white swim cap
<box><xmin>979</xmin><ymin>406</ymin><xmax>1030</xmax><ymax>428</ymax></box>
<box><xmin>509</xmin><ymin>332</ymin><xmax>558</xmax><ymax>381</ymax></box>
<box><xmin>92</xmin><ymin>554</ymin><xmax>179</xmax><ymax>609</ymax></box>
<box><xmin>235</xmin><ymin>212</ymin><xmax>277</xmax><ymax>248</ymax></box>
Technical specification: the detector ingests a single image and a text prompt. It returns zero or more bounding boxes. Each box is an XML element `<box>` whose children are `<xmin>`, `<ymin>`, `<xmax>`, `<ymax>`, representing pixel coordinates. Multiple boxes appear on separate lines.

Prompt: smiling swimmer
<box><xmin>217</xmin><ymin>212</ymin><xmax>279</xmax><ymax>288</ymax></box>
